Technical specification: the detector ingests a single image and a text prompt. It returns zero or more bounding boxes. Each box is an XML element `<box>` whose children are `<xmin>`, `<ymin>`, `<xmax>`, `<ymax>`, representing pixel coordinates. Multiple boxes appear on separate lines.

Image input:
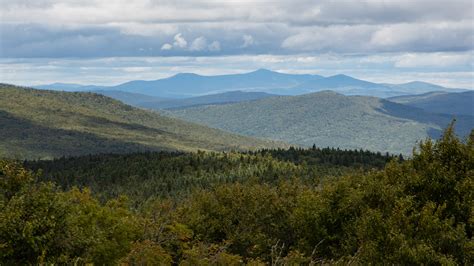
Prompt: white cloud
<box><xmin>394</xmin><ymin>52</ymin><xmax>474</xmax><ymax>68</ymax></box>
<box><xmin>241</xmin><ymin>34</ymin><xmax>254</xmax><ymax>48</ymax></box>
<box><xmin>161</xmin><ymin>43</ymin><xmax>172</xmax><ymax>50</ymax></box>
<box><xmin>370</xmin><ymin>21</ymin><xmax>473</xmax><ymax>51</ymax></box>
<box><xmin>190</xmin><ymin>36</ymin><xmax>208</xmax><ymax>51</ymax></box>
<box><xmin>1</xmin><ymin>0</ymin><xmax>473</xmax><ymax>57</ymax></box>
<box><xmin>2</xmin><ymin>54</ymin><xmax>473</xmax><ymax>89</ymax></box>
<box><xmin>208</xmin><ymin>41</ymin><xmax>221</xmax><ymax>52</ymax></box>
<box><xmin>173</xmin><ymin>33</ymin><xmax>187</xmax><ymax>48</ymax></box>
<box><xmin>281</xmin><ymin>25</ymin><xmax>374</xmax><ymax>52</ymax></box>
<box><xmin>2</xmin><ymin>0</ymin><xmax>472</xmax><ymax>26</ymax></box>
<box><xmin>281</xmin><ymin>20</ymin><xmax>474</xmax><ymax>53</ymax></box>
<box><xmin>110</xmin><ymin>22</ymin><xmax>178</xmax><ymax>37</ymax></box>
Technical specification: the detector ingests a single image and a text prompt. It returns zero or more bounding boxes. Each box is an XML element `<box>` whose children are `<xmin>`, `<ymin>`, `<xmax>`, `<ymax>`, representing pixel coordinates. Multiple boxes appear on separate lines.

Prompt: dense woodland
<box><xmin>25</xmin><ymin>147</ymin><xmax>396</xmax><ymax>203</ymax></box>
<box><xmin>1</xmin><ymin>125</ymin><xmax>473</xmax><ymax>264</ymax></box>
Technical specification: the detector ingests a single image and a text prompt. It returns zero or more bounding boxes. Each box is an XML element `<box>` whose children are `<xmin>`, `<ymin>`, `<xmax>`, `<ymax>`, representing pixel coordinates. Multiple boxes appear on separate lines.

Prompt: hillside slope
<box><xmin>166</xmin><ymin>91</ymin><xmax>473</xmax><ymax>154</ymax></box>
<box><xmin>138</xmin><ymin>90</ymin><xmax>276</xmax><ymax>110</ymax></box>
<box><xmin>91</xmin><ymin>90</ymin><xmax>169</xmax><ymax>106</ymax></box>
<box><xmin>389</xmin><ymin>91</ymin><xmax>474</xmax><ymax>116</ymax></box>
<box><xmin>0</xmin><ymin>84</ymin><xmax>284</xmax><ymax>159</ymax></box>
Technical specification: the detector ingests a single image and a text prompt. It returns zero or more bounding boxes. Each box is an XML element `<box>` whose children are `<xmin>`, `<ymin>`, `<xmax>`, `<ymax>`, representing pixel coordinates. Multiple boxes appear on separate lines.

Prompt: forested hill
<box><xmin>0</xmin><ymin>84</ymin><xmax>284</xmax><ymax>159</ymax></box>
<box><xmin>25</xmin><ymin>147</ymin><xmax>397</xmax><ymax>203</ymax></box>
<box><xmin>2</xmin><ymin>125</ymin><xmax>472</xmax><ymax>264</ymax></box>
<box><xmin>166</xmin><ymin>91</ymin><xmax>474</xmax><ymax>155</ymax></box>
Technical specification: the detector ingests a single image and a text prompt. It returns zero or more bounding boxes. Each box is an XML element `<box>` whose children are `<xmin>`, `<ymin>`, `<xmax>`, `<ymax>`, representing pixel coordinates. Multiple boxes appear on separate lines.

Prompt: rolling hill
<box><xmin>91</xmin><ymin>90</ymin><xmax>169</xmax><ymax>106</ymax></box>
<box><xmin>35</xmin><ymin>82</ymin><xmax>104</xmax><ymax>91</ymax></box>
<box><xmin>389</xmin><ymin>90</ymin><xmax>474</xmax><ymax>116</ymax></box>
<box><xmin>165</xmin><ymin>91</ymin><xmax>474</xmax><ymax>155</ymax></box>
<box><xmin>282</xmin><ymin>74</ymin><xmax>401</xmax><ymax>97</ymax></box>
<box><xmin>136</xmin><ymin>90</ymin><xmax>276</xmax><ymax>110</ymax></box>
<box><xmin>0</xmin><ymin>84</ymin><xmax>284</xmax><ymax>159</ymax></box>
<box><xmin>92</xmin><ymin>90</ymin><xmax>275</xmax><ymax>110</ymax></box>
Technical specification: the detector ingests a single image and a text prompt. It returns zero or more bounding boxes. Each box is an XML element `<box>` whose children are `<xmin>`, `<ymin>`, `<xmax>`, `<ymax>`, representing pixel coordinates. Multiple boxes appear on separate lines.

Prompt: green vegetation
<box><xmin>166</xmin><ymin>91</ymin><xmax>473</xmax><ymax>154</ymax></box>
<box><xmin>0</xmin><ymin>84</ymin><xmax>284</xmax><ymax>159</ymax></box>
<box><xmin>1</xmin><ymin>125</ymin><xmax>472</xmax><ymax>264</ymax></box>
<box><xmin>26</xmin><ymin>151</ymin><xmax>311</xmax><ymax>203</ymax></box>
<box><xmin>26</xmin><ymin>147</ymin><xmax>394</xmax><ymax>204</ymax></box>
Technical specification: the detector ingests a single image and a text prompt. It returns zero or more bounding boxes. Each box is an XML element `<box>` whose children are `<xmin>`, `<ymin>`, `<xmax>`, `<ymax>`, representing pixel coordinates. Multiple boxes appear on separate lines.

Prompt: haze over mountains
<box><xmin>5</xmin><ymin>69</ymin><xmax>472</xmax><ymax>157</ymax></box>
<box><xmin>125</xmin><ymin>91</ymin><xmax>275</xmax><ymax>110</ymax></box>
<box><xmin>35</xmin><ymin>69</ymin><xmax>467</xmax><ymax>99</ymax></box>
<box><xmin>389</xmin><ymin>91</ymin><xmax>474</xmax><ymax>116</ymax></box>
<box><xmin>12</xmin><ymin>69</ymin><xmax>473</xmax><ymax>156</ymax></box>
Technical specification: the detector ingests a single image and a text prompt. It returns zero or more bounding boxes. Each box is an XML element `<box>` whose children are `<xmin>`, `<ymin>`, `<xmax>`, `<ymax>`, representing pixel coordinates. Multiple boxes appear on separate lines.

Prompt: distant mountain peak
<box><xmin>248</xmin><ymin>68</ymin><xmax>279</xmax><ymax>75</ymax></box>
<box><xmin>170</xmin><ymin>72</ymin><xmax>202</xmax><ymax>79</ymax></box>
<box><xmin>403</xmin><ymin>81</ymin><xmax>431</xmax><ymax>85</ymax></box>
<box><xmin>254</xmin><ymin>68</ymin><xmax>274</xmax><ymax>73</ymax></box>
<box><xmin>328</xmin><ymin>74</ymin><xmax>356</xmax><ymax>80</ymax></box>
<box><xmin>307</xmin><ymin>90</ymin><xmax>344</xmax><ymax>97</ymax></box>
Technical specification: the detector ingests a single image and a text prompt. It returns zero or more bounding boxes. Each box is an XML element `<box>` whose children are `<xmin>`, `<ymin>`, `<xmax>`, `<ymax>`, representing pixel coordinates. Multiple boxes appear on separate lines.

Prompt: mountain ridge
<box><xmin>165</xmin><ymin>90</ymin><xmax>473</xmax><ymax>155</ymax></box>
<box><xmin>389</xmin><ymin>90</ymin><xmax>474</xmax><ymax>116</ymax></box>
<box><xmin>0</xmin><ymin>84</ymin><xmax>286</xmax><ymax>159</ymax></box>
<box><xmin>34</xmin><ymin>69</ymin><xmax>469</xmax><ymax>99</ymax></box>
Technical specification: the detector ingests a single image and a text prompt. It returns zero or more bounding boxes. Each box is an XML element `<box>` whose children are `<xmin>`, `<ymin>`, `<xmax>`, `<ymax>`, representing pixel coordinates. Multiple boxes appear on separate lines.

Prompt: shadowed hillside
<box><xmin>0</xmin><ymin>84</ymin><xmax>285</xmax><ymax>159</ymax></box>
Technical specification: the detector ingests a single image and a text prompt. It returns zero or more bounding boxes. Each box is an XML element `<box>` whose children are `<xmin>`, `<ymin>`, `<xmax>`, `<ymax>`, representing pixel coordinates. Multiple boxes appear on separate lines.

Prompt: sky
<box><xmin>0</xmin><ymin>0</ymin><xmax>473</xmax><ymax>88</ymax></box>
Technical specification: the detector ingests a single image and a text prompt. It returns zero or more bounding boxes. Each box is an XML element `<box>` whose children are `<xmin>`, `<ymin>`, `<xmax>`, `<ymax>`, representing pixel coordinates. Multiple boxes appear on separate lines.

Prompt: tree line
<box><xmin>1</xmin><ymin>125</ymin><xmax>472</xmax><ymax>264</ymax></box>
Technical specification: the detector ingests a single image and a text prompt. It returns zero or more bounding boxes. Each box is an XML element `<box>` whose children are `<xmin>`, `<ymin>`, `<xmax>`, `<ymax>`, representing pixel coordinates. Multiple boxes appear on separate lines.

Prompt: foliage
<box><xmin>167</xmin><ymin>91</ymin><xmax>473</xmax><ymax>155</ymax></box>
<box><xmin>0</xmin><ymin>160</ymin><xmax>140</xmax><ymax>264</ymax></box>
<box><xmin>26</xmin><ymin>151</ymin><xmax>314</xmax><ymax>203</ymax></box>
<box><xmin>0</xmin><ymin>84</ymin><xmax>284</xmax><ymax>159</ymax></box>
<box><xmin>253</xmin><ymin>145</ymin><xmax>399</xmax><ymax>169</ymax></box>
<box><xmin>1</xmin><ymin>124</ymin><xmax>473</xmax><ymax>264</ymax></box>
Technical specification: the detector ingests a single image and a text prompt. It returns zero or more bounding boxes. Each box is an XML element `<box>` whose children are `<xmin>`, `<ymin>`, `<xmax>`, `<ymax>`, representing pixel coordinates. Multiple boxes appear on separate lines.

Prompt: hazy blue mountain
<box><xmin>382</xmin><ymin>81</ymin><xmax>467</xmax><ymax>95</ymax></box>
<box><xmin>280</xmin><ymin>74</ymin><xmax>401</xmax><ymax>97</ymax></box>
<box><xmin>388</xmin><ymin>81</ymin><xmax>455</xmax><ymax>92</ymax></box>
<box><xmin>137</xmin><ymin>90</ymin><xmax>276</xmax><ymax>110</ymax></box>
<box><xmin>106</xmin><ymin>70</ymin><xmax>467</xmax><ymax>98</ymax></box>
<box><xmin>109</xmin><ymin>69</ymin><xmax>319</xmax><ymax>98</ymax></box>
<box><xmin>34</xmin><ymin>69</ymin><xmax>468</xmax><ymax>99</ymax></box>
<box><xmin>92</xmin><ymin>90</ymin><xmax>169</xmax><ymax>106</ymax></box>
<box><xmin>165</xmin><ymin>91</ymin><xmax>474</xmax><ymax>155</ymax></box>
<box><xmin>389</xmin><ymin>90</ymin><xmax>474</xmax><ymax>116</ymax></box>
<box><xmin>34</xmin><ymin>83</ymin><xmax>104</xmax><ymax>91</ymax></box>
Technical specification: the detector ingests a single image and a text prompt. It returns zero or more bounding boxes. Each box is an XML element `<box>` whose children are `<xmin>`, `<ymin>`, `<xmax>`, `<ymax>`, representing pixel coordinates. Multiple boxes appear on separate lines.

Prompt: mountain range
<box><xmin>389</xmin><ymin>90</ymin><xmax>474</xmax><ymax>116</ymax></box>
<box><xmin>0</xmin><ymin>84</ymin><xmax>283</xmax><ymax>159</ymax></box>
<box><xmin>165</xmin><ymin>91</ymin><xmax>473</xmax><ymax>155</ymax></box>
<box><xmin>114</xmin><ymin>90</ymin><xmax>275</xmax><ymax>110</ymax></box>
<box><xmin>34</xmin><ymin>69</ymin><xmax>467</xmax><ymax>99</ymax></box>
<box><xmin>6</xmin><ymin>69</ymin><xmax>473</xmax><ymax>157</ymax></box>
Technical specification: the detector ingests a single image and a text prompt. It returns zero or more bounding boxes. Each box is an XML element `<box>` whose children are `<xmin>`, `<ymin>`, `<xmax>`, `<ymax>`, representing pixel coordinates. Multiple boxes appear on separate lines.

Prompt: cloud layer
<box><xmin>1</xmin><ymin>0</ymin><xmax>472</xmax><ymax>57</ymax></box>
<box><xmin>2</xmin><ymin>53</ymin><xmax>472</xmax><ymax>89</ymax></box>
<box><xmin>0</xmin><ymin>0</ymin><xmax>472</xmax><ymax>88</ymax></box>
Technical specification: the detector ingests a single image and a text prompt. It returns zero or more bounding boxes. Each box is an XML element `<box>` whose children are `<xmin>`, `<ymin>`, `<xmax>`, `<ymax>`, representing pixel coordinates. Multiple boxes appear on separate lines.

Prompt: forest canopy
<box><xmin>1</xmin><ymin>125</ymin><xmax>473</xmax><ymax>264</ymax></box>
